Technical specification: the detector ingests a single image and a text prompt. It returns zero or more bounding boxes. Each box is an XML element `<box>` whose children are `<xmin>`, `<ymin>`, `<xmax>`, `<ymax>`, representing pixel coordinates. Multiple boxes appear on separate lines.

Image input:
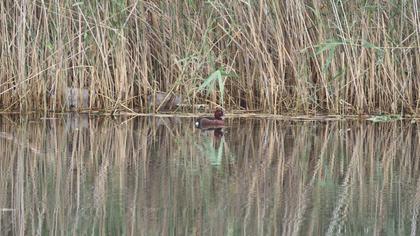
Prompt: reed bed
<box><xmin>0</xmin><ymin>0</ymin><xmax>418</xmax><ymax>114</ymax></box>
<box><xmin>0</xmin><ymin>115</ymin><xmax>419</xmax><ymax>235</ymax></box>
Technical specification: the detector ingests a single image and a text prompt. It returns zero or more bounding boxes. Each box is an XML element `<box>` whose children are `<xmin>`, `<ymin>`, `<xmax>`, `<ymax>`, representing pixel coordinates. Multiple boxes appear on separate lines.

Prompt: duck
<box><xmin>195</xmin><ymin>108</ymin><xmax>225</xmax><ymax>129</ymax></box>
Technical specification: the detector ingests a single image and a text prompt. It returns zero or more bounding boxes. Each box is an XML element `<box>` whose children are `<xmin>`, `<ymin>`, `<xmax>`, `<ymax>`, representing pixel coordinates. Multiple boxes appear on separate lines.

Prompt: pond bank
<box><xmin>0</xmin><ymin>110</ymin><xmax>418</xmax><ymax>121</ymax></box>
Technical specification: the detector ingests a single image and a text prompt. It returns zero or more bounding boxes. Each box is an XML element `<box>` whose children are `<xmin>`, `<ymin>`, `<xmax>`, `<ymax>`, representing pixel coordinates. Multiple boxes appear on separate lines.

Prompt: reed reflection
<box><xmin>0</xmin><ymin>116</ymin><xmax>418</xmax><ymax>235</ymax></box>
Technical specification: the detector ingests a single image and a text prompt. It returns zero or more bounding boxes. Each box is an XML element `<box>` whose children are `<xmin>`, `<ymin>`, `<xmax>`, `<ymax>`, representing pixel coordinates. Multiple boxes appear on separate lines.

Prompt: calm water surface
<box><xmin>0</xmin><ymin>115</ymin><xmax>419</xmax><ymax>235</ymax></box>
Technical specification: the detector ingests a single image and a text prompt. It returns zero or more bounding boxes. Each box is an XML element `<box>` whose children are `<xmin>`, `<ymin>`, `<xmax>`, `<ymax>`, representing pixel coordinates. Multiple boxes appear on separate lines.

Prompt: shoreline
<box><xmin>0</xmin><ymin>111</ymin><xmax>418</xmax><ymax>121</ymax></box>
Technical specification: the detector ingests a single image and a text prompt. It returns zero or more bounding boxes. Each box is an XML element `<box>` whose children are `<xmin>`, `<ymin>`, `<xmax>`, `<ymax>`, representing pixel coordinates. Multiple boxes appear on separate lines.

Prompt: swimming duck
<box><xmin>195</xmin><ymin>108</ymin><xmax>224</xmax><ymax>129</ymax></box>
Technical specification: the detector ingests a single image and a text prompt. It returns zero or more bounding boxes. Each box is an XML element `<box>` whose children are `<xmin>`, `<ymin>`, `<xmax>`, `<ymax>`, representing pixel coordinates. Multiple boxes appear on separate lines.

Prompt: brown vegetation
<box><xmin>0</xmin><ymin>1</ymin><xmax>419</xmax><ymax>114</ymax></box>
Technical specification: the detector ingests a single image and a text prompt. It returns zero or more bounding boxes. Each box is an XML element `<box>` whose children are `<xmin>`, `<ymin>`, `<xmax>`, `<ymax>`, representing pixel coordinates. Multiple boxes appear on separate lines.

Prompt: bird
<box><xmin>195</xmin><ymin>107</ymin><xmax>224</xmax><ymax>129</ymax></box>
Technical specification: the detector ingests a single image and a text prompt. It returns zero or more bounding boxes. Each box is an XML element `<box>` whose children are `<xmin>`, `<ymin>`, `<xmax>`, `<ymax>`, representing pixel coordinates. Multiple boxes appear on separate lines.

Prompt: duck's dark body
<box><xmin>195</xmin><ymin>108</ymin><xmax>224</xmax><ymax>129</ymax></box>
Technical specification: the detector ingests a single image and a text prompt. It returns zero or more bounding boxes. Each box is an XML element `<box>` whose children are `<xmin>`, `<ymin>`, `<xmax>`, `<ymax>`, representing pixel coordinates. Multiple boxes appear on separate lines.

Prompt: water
<box><xmin>0</xmin><ymin>115</ymin><xmax>419</xmax><ymax>235</ymax></box>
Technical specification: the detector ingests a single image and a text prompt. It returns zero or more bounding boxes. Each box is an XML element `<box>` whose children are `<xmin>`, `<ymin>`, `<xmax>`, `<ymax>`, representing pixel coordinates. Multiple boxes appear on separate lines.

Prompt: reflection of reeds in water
<box><xmin>0</xmin><ymin>116</ymin><xmax>419</xmax><ymax>235</ymax></box>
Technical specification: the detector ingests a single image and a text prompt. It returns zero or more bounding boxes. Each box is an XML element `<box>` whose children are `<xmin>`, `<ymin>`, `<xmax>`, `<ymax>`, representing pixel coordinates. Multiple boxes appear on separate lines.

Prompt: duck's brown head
<box><xmin>214</xmin><ymin>108</ymin><xmax>224</xmax><ymax>120</ymax></box>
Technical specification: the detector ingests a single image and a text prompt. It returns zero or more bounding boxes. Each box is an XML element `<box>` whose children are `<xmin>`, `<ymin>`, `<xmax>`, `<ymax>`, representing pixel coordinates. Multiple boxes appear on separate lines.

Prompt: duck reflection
<box><xmin>196</xmin><ymin>127</ymin><xmax>225</xmax><ymax>166</ymax></box>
